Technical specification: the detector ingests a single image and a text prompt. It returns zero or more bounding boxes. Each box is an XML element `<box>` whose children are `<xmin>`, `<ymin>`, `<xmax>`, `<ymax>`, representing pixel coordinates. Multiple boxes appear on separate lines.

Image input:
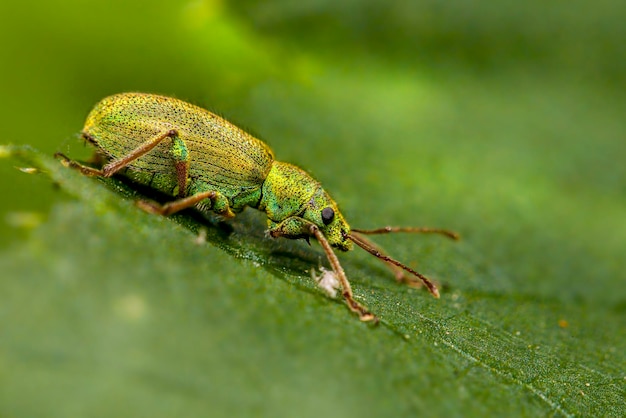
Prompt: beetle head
<box><xmin>301</xmin><ymin>186</ymin><xmax>353</xmax><ymax>252</ymax></box>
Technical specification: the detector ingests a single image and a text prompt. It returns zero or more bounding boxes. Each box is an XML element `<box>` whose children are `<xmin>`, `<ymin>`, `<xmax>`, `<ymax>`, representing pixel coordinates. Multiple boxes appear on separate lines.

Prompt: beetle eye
<box><xmin>321</xmin><ymin>207</ymin><xmax>335</xmax><ymax>225</ymax></box>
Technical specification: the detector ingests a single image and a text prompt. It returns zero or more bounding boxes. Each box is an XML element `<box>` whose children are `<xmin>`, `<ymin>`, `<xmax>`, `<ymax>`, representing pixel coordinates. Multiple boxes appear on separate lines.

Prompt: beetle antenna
<box><xmin>352</xmin><ymin>226</ymin><xmax>459</xmax><ymax>240</ymax></box>
<box><xmin>347</xmin><ymin>232</ymin><xmax>440</xmax><ymax>298</ymax></box>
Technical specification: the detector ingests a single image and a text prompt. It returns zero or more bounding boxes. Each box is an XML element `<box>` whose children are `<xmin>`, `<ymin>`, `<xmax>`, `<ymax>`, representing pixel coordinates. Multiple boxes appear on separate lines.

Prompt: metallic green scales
<box><xmin>83</xmin><ymin>93</ymin><xmax>274</xmax><ymax>210</ymax></box>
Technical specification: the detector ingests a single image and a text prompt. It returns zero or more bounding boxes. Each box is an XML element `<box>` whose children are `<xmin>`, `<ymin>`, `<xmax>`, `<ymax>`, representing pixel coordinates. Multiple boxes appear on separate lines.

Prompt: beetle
<box><xmin>56</xmin><ymin>92</ymin><xmax>458</xmax><ymax>322</ymax></box>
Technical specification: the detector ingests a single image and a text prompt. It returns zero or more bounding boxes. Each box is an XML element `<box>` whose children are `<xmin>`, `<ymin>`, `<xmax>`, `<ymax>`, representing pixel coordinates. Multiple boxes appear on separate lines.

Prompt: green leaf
<box><xmin>1</xmin><ymin>139</ymin><xmax>624</xmax><ymax>418</ymax></box>
<box><xmin>1</xmin><ymin>1</ymin><xmax>625</xmax><ymax>416</ymax></box>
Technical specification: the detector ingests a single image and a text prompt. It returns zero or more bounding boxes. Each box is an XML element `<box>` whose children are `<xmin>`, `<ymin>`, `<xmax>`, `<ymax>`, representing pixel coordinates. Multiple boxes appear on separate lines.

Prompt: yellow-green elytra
<box><xmin>56</xmin><ymin>92</ymin><xmax>459</xmax><ymax>323</ymax></box>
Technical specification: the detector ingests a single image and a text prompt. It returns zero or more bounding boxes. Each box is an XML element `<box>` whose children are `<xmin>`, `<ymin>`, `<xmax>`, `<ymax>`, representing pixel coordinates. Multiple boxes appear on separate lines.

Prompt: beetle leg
<box><xmin>54</xmin><ymin>152</ymin><xmax>105</xmax><ymax>176</ymax></box>
<box><xmin>137</xmin><ymin>189</ymin><xmax>235</xmax><ymax>218</ymax></box>
<box><xmin>267</xmin><ymin>216</ymin><xmax>310</xmax><ymax>240</ymax></box>
<box><xmin>169</xmin><ymin>135</ymin><xmax>189</xmax><ymax>198</ymax></box>
<box><xmin>310</xmin><ymin>225</ymin><xmax>378</xmax><ymax>323</ymax></box>
<box><xmin>57</xmin><ymin>129</ymin><xmax>182</xmax><ymax>178</ymax></box>
<box><xmin>267</xmin><ymin>218</ymin><xmax>376</xmax><ymax>321</ymax></box>
<box><xmin>99</xmin><ymin>129</ymin><xmax>180</xmax><ymax>177</ymax></box>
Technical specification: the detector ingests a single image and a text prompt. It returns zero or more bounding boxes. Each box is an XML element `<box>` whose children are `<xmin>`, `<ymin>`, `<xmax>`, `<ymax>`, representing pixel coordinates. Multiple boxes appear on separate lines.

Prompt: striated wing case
<box><xmin>83</xmin><ymin>93</ymin><xmax>274</xmax><ymax>197</ymax></box>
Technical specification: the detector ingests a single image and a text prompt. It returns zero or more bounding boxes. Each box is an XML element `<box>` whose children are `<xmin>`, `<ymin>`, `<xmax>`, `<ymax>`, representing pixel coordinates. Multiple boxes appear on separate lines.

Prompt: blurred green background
<box><xmin>1</xmin><ymin>0</ymin><xmax>625</xmax><ymax>417</ymax></box>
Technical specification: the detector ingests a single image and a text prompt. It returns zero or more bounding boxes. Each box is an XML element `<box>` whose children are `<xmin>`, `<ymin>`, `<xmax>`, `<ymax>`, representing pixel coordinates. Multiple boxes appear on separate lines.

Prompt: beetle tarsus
<box><xmin>54</xmin><ymin>152</ymin><xmax>104</xmax><ymax>176</ymax></box>
<box><xmin>342</xmin><ymin>291</ymin><xmax>378</xmax><ymax>323</ymax></box>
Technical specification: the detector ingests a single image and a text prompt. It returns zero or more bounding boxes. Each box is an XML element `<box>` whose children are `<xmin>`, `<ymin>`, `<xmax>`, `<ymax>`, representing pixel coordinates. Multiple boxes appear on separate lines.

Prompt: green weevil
<box><xmin>56</xmin><ymin>92</ymin><xmax>458</xmax><ymax>322</ymax></box>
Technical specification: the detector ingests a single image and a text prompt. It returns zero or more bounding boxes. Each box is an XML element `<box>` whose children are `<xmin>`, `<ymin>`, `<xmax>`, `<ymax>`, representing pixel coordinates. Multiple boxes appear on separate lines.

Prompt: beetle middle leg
<box><xmin>137</xmin><ymin>189</ymin><xmax>235</xmax><ymax>218</ymax></box>
<box><xmin>268</xmin><ymin>217</ymin><xmax>377</xmax><ymax>322</ymax></box>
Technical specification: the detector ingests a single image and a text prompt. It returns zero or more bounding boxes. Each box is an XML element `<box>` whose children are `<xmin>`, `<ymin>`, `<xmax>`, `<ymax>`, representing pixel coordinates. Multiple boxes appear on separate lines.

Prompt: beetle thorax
<box><xmin>259</xmin><ymin>161</ymin><xmax>352</xmax><ymax>251</ymax></box>
<box><xmin>259</xmin><ymin>161</ymin><xmax>319</xmax><ymax>222</ymax></box>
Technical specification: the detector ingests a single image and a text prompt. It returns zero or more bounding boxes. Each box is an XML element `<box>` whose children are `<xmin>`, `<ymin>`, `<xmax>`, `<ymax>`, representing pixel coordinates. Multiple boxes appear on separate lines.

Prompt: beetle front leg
<box><xmin>267</xmin><ymin>216</ymin><xmax>312</xmax><ymax>241</ymax></box>
<box><xmin>269</xmin><ymin>217</ymin><xmax>377</xmax><ymax>322</ymax></box>
<box><xmin>309</xmin><ymin>225</ymin><xmax>377</xmax><ymax>322</ymax></box>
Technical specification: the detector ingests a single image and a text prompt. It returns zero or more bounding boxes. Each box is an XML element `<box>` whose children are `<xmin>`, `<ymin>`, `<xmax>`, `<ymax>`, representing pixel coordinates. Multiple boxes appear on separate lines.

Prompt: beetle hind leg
<box><xmin>57</xmin><ymin>129</ymin><xmax>183</xmax><ymax>179</ymax></box>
